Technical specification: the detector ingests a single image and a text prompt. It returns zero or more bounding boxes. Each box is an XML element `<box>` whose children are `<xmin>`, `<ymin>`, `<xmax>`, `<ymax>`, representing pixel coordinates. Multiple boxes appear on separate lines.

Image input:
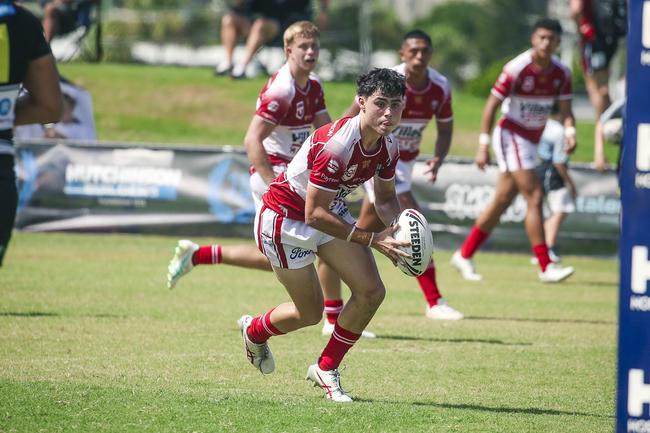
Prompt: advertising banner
<box><xmin>14</xmin><ymin>140</ymin><xmax>619</xmax><ymax>255</ymax></box>
<box><xmin>617</xmin><ymin>1</ymin><xmax>650</xmax><ymax>432</ymax></box>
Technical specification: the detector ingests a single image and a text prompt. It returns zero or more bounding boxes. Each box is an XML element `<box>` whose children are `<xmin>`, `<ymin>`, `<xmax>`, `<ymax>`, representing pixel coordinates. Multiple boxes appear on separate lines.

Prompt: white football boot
<box><xmin>167</xmin><ymin>240</ymin><xmax>199</xmax><ymax>289</ymax></box>
<box><xmin>451</xmin><ymin>250</ymin><xmax>483</xmax><ymax>281</ymax></box>
<box><xmin>306</xmin><ymin>363</ymin><xmax>353</xmax><ymax>402</ymax></box>
<box><xmin>426</xmin><ymin>298</ymin><xmax>464</xmax><ymax>320</ymax></box>
<box><xmin>321</xmin><ymin>321</ymin><xmax>377</xmax><ymax>339</ymax></box>
<box><xmin>237</xmin><ymin>315</ymin><xmax>275</xmax><ymax>374</ymax></box>
<box><xmin>538</xmin><ymin>263</ymin><xmax>575</xmax><ymax>283</ymax></box>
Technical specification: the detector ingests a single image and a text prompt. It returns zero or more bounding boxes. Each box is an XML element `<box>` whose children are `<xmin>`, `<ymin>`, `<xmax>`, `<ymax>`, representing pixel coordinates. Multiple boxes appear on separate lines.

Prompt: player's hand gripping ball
<box><xmin>393</xmin><ymin>209</ymin><xmax>434</xmax><ymax>277</ymax></box>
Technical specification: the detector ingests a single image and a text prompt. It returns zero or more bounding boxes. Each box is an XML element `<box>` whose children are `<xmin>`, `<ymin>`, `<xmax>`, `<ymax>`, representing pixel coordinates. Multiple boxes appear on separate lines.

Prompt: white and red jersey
<box><xmin>263</xmin><ymin>115</ymin><xmax>399</xmax><ymax>221</ymax></box>
<box><xmin>492</xmin><ymin>50</ymin><xmax>572</xmax><ymax>143</ymax></box>
<box><xmin>391</xmin><ymin>63</ymin><xmax>453</xmax><ymax>161</ymax></box>
<box><xmin>254</xmin><ymin>63</ymin><xmax>328</xmax><ymax>166</ymax></box>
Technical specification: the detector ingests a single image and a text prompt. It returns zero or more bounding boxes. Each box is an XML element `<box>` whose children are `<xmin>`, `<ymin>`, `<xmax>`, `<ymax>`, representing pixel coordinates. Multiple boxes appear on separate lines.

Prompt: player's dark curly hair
<box><xmin>533</xmin><ymin>18</ymin><xmax>563</xmax><ymax>35</ymax></box>
<box><xmin>402</xmin><ymin>29</ymin><xmax>432</xmax><ymax>47</ymax></box>
<box><xmin>356</xmin><ymin>68</ymin><xmax>406</xmax><ymax>99</ymax></box>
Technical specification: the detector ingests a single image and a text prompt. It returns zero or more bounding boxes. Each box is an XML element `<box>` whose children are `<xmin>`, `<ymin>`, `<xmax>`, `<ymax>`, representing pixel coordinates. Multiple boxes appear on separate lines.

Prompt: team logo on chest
<box><xmin>296</xmin><ymin>101</ymin><xmax>305</xmax><ymax>119</ymax></box>
<box><xmin>342</xmin><ymin>164</ymin><xmax>358</xmax><ymax>181</ymax></box>
<box><xmin>522</xmin><ymin>76</ymin><xmax>535</xmax><ymax>92</ymax></box>
<box><xmin>362</xmin><ymin>160</ymin><xmax>371</xmax><ymax>169</ymax></box>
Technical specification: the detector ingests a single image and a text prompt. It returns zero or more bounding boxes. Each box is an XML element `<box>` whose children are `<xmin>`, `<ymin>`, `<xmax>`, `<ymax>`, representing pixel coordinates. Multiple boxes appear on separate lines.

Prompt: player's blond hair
<box><xmin>283</xmin><ymin>21</ymin><xmax>320</xmax><ymax>49</ymax></box>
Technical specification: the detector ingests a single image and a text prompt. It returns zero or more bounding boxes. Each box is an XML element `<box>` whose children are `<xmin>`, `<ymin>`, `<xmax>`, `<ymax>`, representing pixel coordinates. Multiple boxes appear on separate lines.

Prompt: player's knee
<box><xmin>356</xmin><ymin>283</ymin><xmax>386</xmax><ymax>308</ymax></box>
<box><xmin>299</xmin><ymin>304</ymin><xmax>324</xmax><ymax>326</ymax></box>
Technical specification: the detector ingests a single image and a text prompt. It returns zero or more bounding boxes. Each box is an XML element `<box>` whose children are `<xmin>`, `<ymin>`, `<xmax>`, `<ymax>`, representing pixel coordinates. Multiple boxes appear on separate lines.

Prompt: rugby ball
<box><xmin>393</xmin><ymin>209</ymin><xmax>434</xmax><ymax>277</ymax></box>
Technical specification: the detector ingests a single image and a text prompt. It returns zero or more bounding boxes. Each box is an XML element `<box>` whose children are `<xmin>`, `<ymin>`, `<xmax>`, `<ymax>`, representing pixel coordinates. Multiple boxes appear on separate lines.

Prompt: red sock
<box><xmin>416</xmin><ymin>261</ymin><xmax>441</xmax><ymax>307</ymax></box>
<box><xmin>192</xmin><ymin>245</ymin><xmax>221</xmax><ymax>266</ymax></box>
<box><xmin>533</xmin><ymin>244</ymin><xmax>551</xmax><ymax>272</ymax></box>
<box><xmin>318</xmin><ymin>323</ymin><xmax>361</xmax><ymax>371</ymax></box>
<box><xmin>246</xmin><ymin>309</ymin><xmax>284</xmax><ymax>343</ymax></box>
<box><xmin>460</xmin><ymin>225</ymin><xmax>490</xmax><ymax>259</ymax></box>
<box><xmin>324</xmin><ymin>299</ymin><xmax>343</xmax><ymax>324</ymax></box>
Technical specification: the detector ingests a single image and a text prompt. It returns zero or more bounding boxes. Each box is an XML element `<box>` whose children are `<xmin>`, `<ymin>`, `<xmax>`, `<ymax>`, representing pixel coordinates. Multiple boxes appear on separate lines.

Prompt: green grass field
<box><xmin>57</xmin><ymin>63</ymin><xmax>615</xmax><ymax>164</ymax></box>
<box><xmin>0</xmin><ymin>232</ymin><xmax>617</xmax><ymax>432</ymax></box>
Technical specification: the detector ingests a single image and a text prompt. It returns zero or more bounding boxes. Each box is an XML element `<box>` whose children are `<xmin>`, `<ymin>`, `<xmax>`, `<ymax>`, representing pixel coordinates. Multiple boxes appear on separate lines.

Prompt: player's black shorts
<box><xmin>581</xmin><ymin>34</ymin><xmax>619</xmax><ymax>73</ymax></box>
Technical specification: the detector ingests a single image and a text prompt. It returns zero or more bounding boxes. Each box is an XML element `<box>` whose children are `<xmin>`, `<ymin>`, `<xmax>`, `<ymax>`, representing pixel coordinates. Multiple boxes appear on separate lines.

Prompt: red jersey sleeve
<box><xmin>377</xmin><ymin>141</ymin><xmax>398</xmax><ymax>181</ymax></box>
<box><xmin>436</xmin><ymin>90</ymin><xmax>453</xmax><ymax>122</ymax></box>
<box><xmin>557</xmin><ymin>70</ymin><xmax>573</xmax><ymax>100</ymax></box>
<box><xmin>255</xmin><ymin>91</ymin><xmax>291</xmax><ymax>125</ymax></box>
<box><xmin>308</xmin><ymin>146</ymin><xmax>345</xmax><ymax>192</ymax></box>
<box><xmin>491</xmin><ymin>70</ymin><xmax>513</xmax><ymax>100</ymax></box>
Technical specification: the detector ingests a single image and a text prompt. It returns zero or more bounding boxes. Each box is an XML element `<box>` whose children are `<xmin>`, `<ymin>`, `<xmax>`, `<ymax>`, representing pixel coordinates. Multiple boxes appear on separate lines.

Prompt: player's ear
<box><xmin>357</xmin><ymin>95</ymin><xmax>366</xmax><ymax>112</ymax></box>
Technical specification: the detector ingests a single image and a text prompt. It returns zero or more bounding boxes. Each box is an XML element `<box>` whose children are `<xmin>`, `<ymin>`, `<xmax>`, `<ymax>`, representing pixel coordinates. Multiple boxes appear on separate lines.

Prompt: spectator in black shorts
<box><xmin>41</xmin><ymin>0</ymin><xmax>100</xmax><ymax>42</ymax></box>
<box><xmin>570</xmin><ymin>0</ymin><xmax>626</xmax><ymax>162</ymax></box>
<box><xmin>215</xmin><ymin>0</ymin><xmax>329</xmax><ymax>79</ymax></box>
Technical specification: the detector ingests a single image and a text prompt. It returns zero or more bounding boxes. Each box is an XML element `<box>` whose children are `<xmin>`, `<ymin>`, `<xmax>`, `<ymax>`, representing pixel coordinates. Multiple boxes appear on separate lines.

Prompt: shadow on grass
<box><xmin>376</xmin><ymin>334</ymin><xmax>531</xmax><ymax>346</ymax></box>
<box><xmin>354</xmin><ymin>399</ymin><xmax>612</xmax><ymax>418</ymax></box>
<box><xmin>0</xmin><ymin>311</ymin><xmax>126</xmax><ymax>319</ymax></box>
<box><xmin>467</xmin><ymin>315</ymin><xmax>615</xmax><ymax>325</ymax></box>
<box><xmin>0</xmin><ymin>311</ymin><xmax>60</xmax><ymax>317</ymax></box>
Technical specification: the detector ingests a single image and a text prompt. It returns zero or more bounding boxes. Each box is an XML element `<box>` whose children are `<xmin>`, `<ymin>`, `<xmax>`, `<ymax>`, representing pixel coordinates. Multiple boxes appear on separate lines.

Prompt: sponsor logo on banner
<box><xmin>627</xmin><ymin>369</ymin><xmax>650</xmax><ymax>433</ymax></box>
<box><xmin>636</xmin><ymin>124</ymin><xmax>650</xmax><ymax>189</ymax></box>
<box><xmin>630</xmin><ymin>246</ymin><xmax>650</xmax><ymax>312</ymax></box>
<box><xmin>443</xmin><ymin>183</ymin><xmax>527</xmax><ymax>223</ymax></box>
<box><xmin>64</xmin><ymin>164</ymin><xmax>182</xmax><ymax>200</ymax></box>
<box><xmin>643</xmin><ymin>1</ymin><xmax>650</xmax><ymax>65</ymax></box>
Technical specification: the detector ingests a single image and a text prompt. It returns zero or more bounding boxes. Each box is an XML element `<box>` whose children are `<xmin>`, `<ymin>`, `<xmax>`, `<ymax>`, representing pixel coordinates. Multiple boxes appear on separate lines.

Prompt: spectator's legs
<box><xmin>544</xmin><ymin>211</ymin><xmax>567</xmax><ymax>252</ymax></box>
<box><xmin>42</xmin><ymin>2</ymin><xmax>61</xmax><ymax>42</ymax></box>
<box><xmin>585</xmin><ymin>69</ymin><xmax>612</xmax><ymax>119</ymax></box>
<box><xmin>232</xmin><ymin>17</ymin><xmax>280</xmax><ymax>78</ymax></box>
<box><xmin>217</xmin><ymin>12</ymin><xmax>251</xmax><ymax>75</ymax></box>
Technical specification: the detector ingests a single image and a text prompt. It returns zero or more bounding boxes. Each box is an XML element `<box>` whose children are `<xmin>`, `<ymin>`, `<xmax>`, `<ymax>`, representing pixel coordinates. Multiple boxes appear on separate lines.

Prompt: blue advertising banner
<box><xmin>617</xmin><ymin>1</ymin><xmax>650</xmax><ymax>432</ymax></box>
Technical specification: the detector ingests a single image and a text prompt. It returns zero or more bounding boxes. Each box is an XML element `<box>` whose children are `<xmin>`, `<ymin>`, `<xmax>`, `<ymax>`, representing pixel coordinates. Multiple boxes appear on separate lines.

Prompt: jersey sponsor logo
<box><xmin>431</xmin><ymin>100</ymin><xmax>439</xmax><ymax>111</ymax></box>
<box><xmin>268</xmin><ymin>101</ymin><xmax>280</xmax><ymax>112</ymax></box>
<box><xmin>291</xmin><ymin>130</ymin><xmax>310</xmax><ymax>147</ymax></box>
<box><xmin>522</xmin><ymin>76</ymin><xmax>535</xmax><ymax>92</ymax></box>
<box><xmin>341</xmin><ymin>164</ymin><xmax>358</xmax><ymax>181</ymax></box>
<box><xmin>296</xmin><ymin>101</ymin><xmax>305</xmax><ymax>119</ymax></box>
<box><xmin>394</xmin><ymin>124</ymin><xmax>425</xmax><ymax>138</ymax></box>
<box><xmin>553</xmin><ymin>79</ymin><xmax>562</xmax><ymax>89</ymax></box>
<box><xmin>326</xmin><ymin>159</ymin><xmax>339</xmax><ymax>173</ymax></box>
<box><xmin>289</xmin><ymin>247</ymin><xmax>311</xmax><ymax>260</ymax></box>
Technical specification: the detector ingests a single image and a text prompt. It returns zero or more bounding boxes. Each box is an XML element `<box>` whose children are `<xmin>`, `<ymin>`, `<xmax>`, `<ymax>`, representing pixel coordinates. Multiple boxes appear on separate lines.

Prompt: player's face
<box><xmin>531</xmin><ymin>28</ymin><xmax>560</xmax><ymax>60</ymax></box>
<box><xmin>359</xmin><ymin>91</ymin><xmax>404</xmax><ymax>136</ymax></box>
<box><xmin>286</xmin><ymin>35</ymin><xmax>320</xmax><ymax>72</ymax></box>
<box><xmin>399</xmin><ymin>38</ymin><xmax>433</xmax><ymax>74</ymax></box>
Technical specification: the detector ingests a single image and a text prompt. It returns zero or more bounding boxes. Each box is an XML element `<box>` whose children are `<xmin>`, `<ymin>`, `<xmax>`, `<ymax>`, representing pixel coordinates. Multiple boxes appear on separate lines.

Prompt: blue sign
<box><xmin>617</xmin><ymin>1</ymin><xmax>650</xmax><ymax>432</ymax></box>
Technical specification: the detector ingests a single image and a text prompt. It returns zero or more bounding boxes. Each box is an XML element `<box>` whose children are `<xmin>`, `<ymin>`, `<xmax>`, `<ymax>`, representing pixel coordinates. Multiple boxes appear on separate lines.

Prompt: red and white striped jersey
<box><xmin>491</xmin><ymin>50</ymin><xmax>572</xmax><ymax>143</ymax></box>
<box><xmin>255</xmin><ymin>62</ymin><xmax>328</xmax><ymax>165</ymax></box>
<box><xmin>263</xmin><ymin>115</ymin><xmax>399</xmax><ymax>221</ymax></box>
<box><xmin>391</xmin><ymin>63</ymin><xmax>453</xmax><ymax>161</ymax></box>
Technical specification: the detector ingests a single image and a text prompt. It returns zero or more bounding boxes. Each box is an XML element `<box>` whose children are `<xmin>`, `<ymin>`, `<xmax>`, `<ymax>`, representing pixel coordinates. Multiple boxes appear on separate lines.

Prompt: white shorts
<box><xmin>249</xmin><ymin>163</ymin><xmax>288</xmax><ymax>211</ymax></box>
<box><xmin>254</xmin><ymin>205</ymin><xmax>356</xmax><ymax>269</ymax></box>
<box><xmin>545</xmin><ymin>187</ymin><xmax>576</xmax><ymax>214</ymax></box>
<box><xmin>492</xmin><ymin>126</ymin><xmax>538</xmax><ymax>172</ymax></box>
<box><xmin>363</xmin><ymin>158</ymin><xmax>415</xmax><ymax>203</ymax></box>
